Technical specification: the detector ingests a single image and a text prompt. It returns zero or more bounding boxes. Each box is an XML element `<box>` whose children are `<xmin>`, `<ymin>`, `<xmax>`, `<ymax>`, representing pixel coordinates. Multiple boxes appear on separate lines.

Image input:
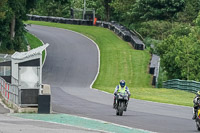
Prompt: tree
<box><xmin>70</xmin><ymin>0</ymin><xmax>112</xmax><ymax>21</ymax></box>
<box><xmin>0</xmin><ymin>0</ymin><xmax>7</xmax><ymax>19</ymax></box>
<box><xmin>32</xmin><ymin>0</ymin><xmax>71</xmax><ymax>17</ymax></box>
<box><xmin>176</xmin><ymin>0</ymin><xmax>200</xmax><ymax>23</ymax></box>
<box><xmin>110</xmin><ymin>0</ymin><xmax>136</xmax><ymax>24</ymax></box>
<box><xmin>195</xmin><ymin>12</ymin><xmax>200</xmax><ymax>27</ymax></box>
<box><xmin>156</xmin><ymin>31</ymin><xmax>200</xmax><ymax>81</ymax></box>
<box><xmin>132</xmin><ymin>0</ymin><xmax>185</xmax><ymax>21</ymax></box>
<box><xmin>0</xmin><ymin>0</ymin><xmax>37</xmax><ymax>52</ymax></box>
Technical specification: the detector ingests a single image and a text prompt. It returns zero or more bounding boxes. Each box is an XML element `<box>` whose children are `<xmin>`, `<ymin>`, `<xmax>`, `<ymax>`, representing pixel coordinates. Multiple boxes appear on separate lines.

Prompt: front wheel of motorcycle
<box><xmin>116</xmin><ymin>110</ymin><xmax>119</xmax><ymax>115</ymax></box>
<box><xmin>119</xmin><ymin>110</ymin><xmax>123</xmax><ymax>116</ymax></box>
<box><xmin>118</xmin><ymin>102</ymin><xmax>124</xmax><ymax>116</ymax></box>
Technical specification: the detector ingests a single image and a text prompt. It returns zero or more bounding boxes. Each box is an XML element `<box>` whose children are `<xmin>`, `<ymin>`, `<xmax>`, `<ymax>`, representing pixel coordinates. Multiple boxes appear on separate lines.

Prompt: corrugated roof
<box><xmin>11</xmin><ymin>43</ymin><xmax>49</xmax><ymax>60</ymax></box>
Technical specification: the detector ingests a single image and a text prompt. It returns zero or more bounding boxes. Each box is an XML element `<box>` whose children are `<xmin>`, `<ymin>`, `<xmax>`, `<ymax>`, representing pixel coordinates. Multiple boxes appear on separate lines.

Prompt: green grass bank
<box><xmin>25</xmin><ymin>21</ymin><xmax>195</xmax><ymax>106</ymax></box>
<box><xmin>25</xmin><ymin>32</ymin><xmax>45</xmax><ymax>61</ymax></box>
<box><xmin>25</xmin><ymin>32</ymin><xmax>43</xmax><ymax>49</ymax></box>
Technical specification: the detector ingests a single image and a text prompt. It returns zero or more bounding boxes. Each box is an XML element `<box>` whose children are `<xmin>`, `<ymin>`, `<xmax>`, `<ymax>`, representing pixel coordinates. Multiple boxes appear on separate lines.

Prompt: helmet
<box><xmin>197</xmin><ymin>91</ymin><xmax>200</xmax><ymax>96</ymax></box>
<box><xmin>120</xmin><ymin>80</ymin><xmax>125</xmax><ymax>87</ymax></box>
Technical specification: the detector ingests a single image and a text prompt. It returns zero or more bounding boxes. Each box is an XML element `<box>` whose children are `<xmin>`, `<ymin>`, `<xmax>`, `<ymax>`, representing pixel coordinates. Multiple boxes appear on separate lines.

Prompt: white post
<box><xmin>83</xmin><ymin>0</ymin><xmax>86</xmax><ymax>19</ymax></box>
<box><xmin>39</xmin><ymin>54</ymin><xmax>42</xmax><ymax>95</ymax></box>
<box><xmin>3</xmin><ymin>66</ymin><xmax>5</xmax><ymax>76</ymax></box>
<box><xmin>93</xmin><ymin>10</ymin><xmax>95</xmax><ymax>24</ymax></box>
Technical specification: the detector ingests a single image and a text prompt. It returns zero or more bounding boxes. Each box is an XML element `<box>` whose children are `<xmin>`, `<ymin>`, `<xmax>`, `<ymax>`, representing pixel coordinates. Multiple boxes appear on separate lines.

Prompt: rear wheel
<box><xmin>196</xmin><ymin>120</ymin><xmax>200</xmax><ymax>131</ymax></box>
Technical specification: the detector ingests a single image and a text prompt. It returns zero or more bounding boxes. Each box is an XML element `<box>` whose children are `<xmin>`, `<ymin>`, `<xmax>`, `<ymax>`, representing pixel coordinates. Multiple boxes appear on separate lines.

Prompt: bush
<box><xmin>129</xmin><ymin>20</ymin><xmax>192</xmax><ymax>40</ymax></box>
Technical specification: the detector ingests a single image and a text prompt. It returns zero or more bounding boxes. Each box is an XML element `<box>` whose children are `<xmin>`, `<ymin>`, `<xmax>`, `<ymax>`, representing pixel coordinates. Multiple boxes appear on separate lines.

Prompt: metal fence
<box><xmin>0</xmin><ymin>54</ymin><xmax>11</xmax><ymax>62</ymax></box>
<box><xmin>0</xmin><ymin>77</ymin><xmax>19</xmax><ymax>105</ymax></box>
<box><xmin>163</xmin><ymin>79</ymin><xmax>200</xmax><ymax>93</ymax></box>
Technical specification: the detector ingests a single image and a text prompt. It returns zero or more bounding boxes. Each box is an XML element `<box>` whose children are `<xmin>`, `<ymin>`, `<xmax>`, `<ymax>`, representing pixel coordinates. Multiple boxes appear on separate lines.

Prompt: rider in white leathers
<box><xmin>113</xmin><ymin>80</ymin><xmax>131</xmax><ymax>110</ymax></box>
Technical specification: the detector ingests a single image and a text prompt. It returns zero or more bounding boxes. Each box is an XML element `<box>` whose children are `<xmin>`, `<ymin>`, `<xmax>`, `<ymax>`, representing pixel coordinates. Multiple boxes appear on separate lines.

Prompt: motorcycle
<box><xmin>195</xmin><ymin>100</ymin><xmax>200</xmax><ymax>131</ymax></box>
<box><xmin>196</xmin><ymin>108</ymin><xmax>200</xmax><ymax>131</ymax></box>
<box><xmin>114</xmin><ymin>92</ymin><xmax>129</xmax><ymax>116</ymax></box>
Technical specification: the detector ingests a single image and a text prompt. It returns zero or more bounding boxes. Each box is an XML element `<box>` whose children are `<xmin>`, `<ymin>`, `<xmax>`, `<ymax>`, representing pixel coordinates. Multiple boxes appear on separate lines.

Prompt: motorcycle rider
<box><xmin>113</xmin><ymin>80</ymin><xmax>131</xmax><ymax>110</ymax></box>
<box><xmin>192</xmin><ymin>91</ymin><xmax>200</xmax><ymax>120</ymax></box>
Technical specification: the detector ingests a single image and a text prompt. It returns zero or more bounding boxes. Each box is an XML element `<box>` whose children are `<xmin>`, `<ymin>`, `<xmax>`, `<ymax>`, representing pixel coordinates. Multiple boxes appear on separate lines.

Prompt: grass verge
<box><xmin>25</xmin><ymin>20</ymin><xmax>195</xmax><ymax>106</ymax></box>
<box><xmin>25</xmin><ymin>32</ymin><xmax>45</xmax><ymax>61</ymax></box>
<box><xmin>25</xmin><ymin>32</ymin><xmax>42</xmax><ymax>49</ymax></box>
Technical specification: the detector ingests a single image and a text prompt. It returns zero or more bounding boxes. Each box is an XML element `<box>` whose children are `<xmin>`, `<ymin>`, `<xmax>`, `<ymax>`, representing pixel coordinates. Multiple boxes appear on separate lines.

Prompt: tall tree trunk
<box><xmin>10</xmin><ymin>15</ymin><xmax>15</xmax><ymax>40</ymax></box>
<box><xmin>104</xmin><ymin>0</ymin><xmax>111</xmax><ymax>21</ymax></box>
<box><xmin>107</xmin><ymin>3</ymin><xmax>110</xmax><ymax>21</ymax></box>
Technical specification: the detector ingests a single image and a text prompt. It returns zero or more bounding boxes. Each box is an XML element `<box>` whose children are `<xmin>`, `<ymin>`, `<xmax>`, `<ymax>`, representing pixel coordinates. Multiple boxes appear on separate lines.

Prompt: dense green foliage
<box><xmin>132</xmin><ymin>0</ymin><xmax>185</xmax><ymax>21</ymax></box>
<box><xmin>129</xmin><ymin>0</ymin><xmax>200</xmax><ymax>82</ymax></box>
<box><xmin>109</xmin><ymin>0</ymin><xmax>135</xmax><ymax>24</ymax></box>
<box><xmin>32</xmin><ymin>0</ymin><xmax>71</xmax><ymax>18</ymax></box>
<box><xmin>154</xmin><ymin>13</ymin><xmax>200</xmax><ymax>81</ymax></box>
<box><xmin>1</xmin><ymin>0</ymin><xmax>200</xmax><ymax>83</ymax></box>
<box><xmin>0</xmin><ymin>0</ymin><xmax>7</xmax><ymax>19</ymax></box>
<box><xmin>156</xmin><ymin>30</ymin><xmax>200</xmax><ymax>81</ymax></box>
<box><xmin>133</xmin><ymin>21</ymin><xmax>191</xmax><ymax>40</ymax></box>
<box><xmin>0</xmin><ymin>0</ymin><xmax>36</xmax><ymax>53</ymax></box>
<box><xmin>176</xmin><ymin>0</ymin><xmax>200</xmax><ymax>23</ymax></box>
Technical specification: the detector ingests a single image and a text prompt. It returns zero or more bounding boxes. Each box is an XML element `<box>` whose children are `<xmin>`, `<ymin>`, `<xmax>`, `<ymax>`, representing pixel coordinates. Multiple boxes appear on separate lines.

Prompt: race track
<box><xmin>27</xmin><ymin>25</ymin><xmax>195</xmax><ymax>133</ymax></box>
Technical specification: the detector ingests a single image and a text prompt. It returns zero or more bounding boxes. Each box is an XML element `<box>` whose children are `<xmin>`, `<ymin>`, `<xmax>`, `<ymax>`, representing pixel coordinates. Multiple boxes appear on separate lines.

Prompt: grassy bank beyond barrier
<box><xmin>25</xmin><ymin>32</ymin><xmax>43</xmax><ymax>49</ymax></box>
<box><xmin>25</xmin><ymin>32</ymin><xmax>45</xmax><ymax>61</ymax></box>
<box><xmin>25</xmin><ymin>21</ymin><xmax>195</xmax><ymax>107</ymax></box>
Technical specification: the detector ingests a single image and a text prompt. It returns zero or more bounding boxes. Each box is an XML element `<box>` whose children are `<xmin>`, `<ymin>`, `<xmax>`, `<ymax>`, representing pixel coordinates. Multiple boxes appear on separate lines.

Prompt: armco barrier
<box><xmin>27</xmin><ymin>15</ymin><xmax>145</xmax><ymax>50</ymax></box>
<box><xmin>0</xmin><ymin>77</ymin><xmax>19</xmax><ymax>105</ymax></box>
<box><xmin>163</xmin><ymin>79</ymin><xmax>200</xmax><ymax>93</ymax></box>
<box><xmin>149</xmin><ymin>54</ymin><xmax>160</xmax><ymax>87</ymax></box>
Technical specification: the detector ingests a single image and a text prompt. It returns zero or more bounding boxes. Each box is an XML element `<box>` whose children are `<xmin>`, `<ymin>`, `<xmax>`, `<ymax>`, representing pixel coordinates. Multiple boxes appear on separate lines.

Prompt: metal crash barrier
<box><xmin>0</xmin><ymin>44</ymin><xmax>51</xmax><ymax>113</ymax></box>
<box><xmin>0</xmin><ymin>77</ymin><xmax>19</xmax><ymax>105</ymax></box>
<box><xmin>163</xmin><ymin>79</ymin><xmax>200</xmax><ymax>93</ymax></box>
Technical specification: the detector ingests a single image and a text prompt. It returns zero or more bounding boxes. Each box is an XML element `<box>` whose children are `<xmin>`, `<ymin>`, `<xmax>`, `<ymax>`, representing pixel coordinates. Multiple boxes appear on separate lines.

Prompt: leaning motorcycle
<box><xmin>115</xmin><ymin>92</ymin><xmax>129</xmax><ymax>116</ymax></box>
<box><xmin>195</xmin><ymin>100</ymin><xmax>200</xmax><ymax>131</ymax></box>
<box><xmin>196</xmin><ymin>108</ymin><xmax>200</xmax><ymax>131</ymax></box>
<box><xmin>196</xmin><ymin>100</ymin><xmax>200</xmax><ymax>131</ymax></box>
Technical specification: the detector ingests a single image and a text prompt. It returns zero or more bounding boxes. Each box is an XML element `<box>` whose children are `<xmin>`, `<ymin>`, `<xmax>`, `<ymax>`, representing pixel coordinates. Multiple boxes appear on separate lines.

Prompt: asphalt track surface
<box><xmin>26</xmin><ymin>25</ymin><xmax>196</xmax><ymax>133</ymax></box>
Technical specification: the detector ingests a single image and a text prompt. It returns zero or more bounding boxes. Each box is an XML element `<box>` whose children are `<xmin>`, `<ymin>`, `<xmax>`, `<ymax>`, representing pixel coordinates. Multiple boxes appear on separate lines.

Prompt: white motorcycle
<box><xmin>115</xmin><ymin>92</ymin><xmax>129</xmax><ymax>116</ymax></box>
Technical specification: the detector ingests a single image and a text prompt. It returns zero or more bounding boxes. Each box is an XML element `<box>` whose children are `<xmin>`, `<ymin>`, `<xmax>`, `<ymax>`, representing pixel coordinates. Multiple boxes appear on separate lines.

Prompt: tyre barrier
<box><xmin>28</xmin><ymin>15</ymin><xmax>94</xmax><ymax>26</ymax></box>
<box><xmin>96</xmin><ymin>20</ymin><xmax>145</xmax><ymax>50</ymax></box>
<box><xmin>27</xmin><ymin>15</ymin><xmax>145</xmax><ymax>50</ymax></box>
<box><xmin>149</xmin><ymin>54</ymin><xmax>160</xmax><ymax>86</ymax></box>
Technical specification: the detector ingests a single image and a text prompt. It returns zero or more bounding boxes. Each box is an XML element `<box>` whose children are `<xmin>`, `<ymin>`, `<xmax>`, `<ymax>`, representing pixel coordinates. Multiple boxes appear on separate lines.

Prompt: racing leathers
<box><xmin>193</xmin><ymin>96</ymin><xmax>200</xmax><ymax>120</ymax></box>
<box><xmin>113</xmin><ymin>85</ymin><xmax>131</xmax><ymax>109</ymax></box>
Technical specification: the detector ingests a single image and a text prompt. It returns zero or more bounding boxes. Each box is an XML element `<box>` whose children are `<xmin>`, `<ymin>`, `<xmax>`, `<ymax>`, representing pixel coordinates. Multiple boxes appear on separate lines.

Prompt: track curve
<box><xmin>27</xmin><ymin>25</ymin><xmax>195</xmax><ymax>133</ymax></box>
